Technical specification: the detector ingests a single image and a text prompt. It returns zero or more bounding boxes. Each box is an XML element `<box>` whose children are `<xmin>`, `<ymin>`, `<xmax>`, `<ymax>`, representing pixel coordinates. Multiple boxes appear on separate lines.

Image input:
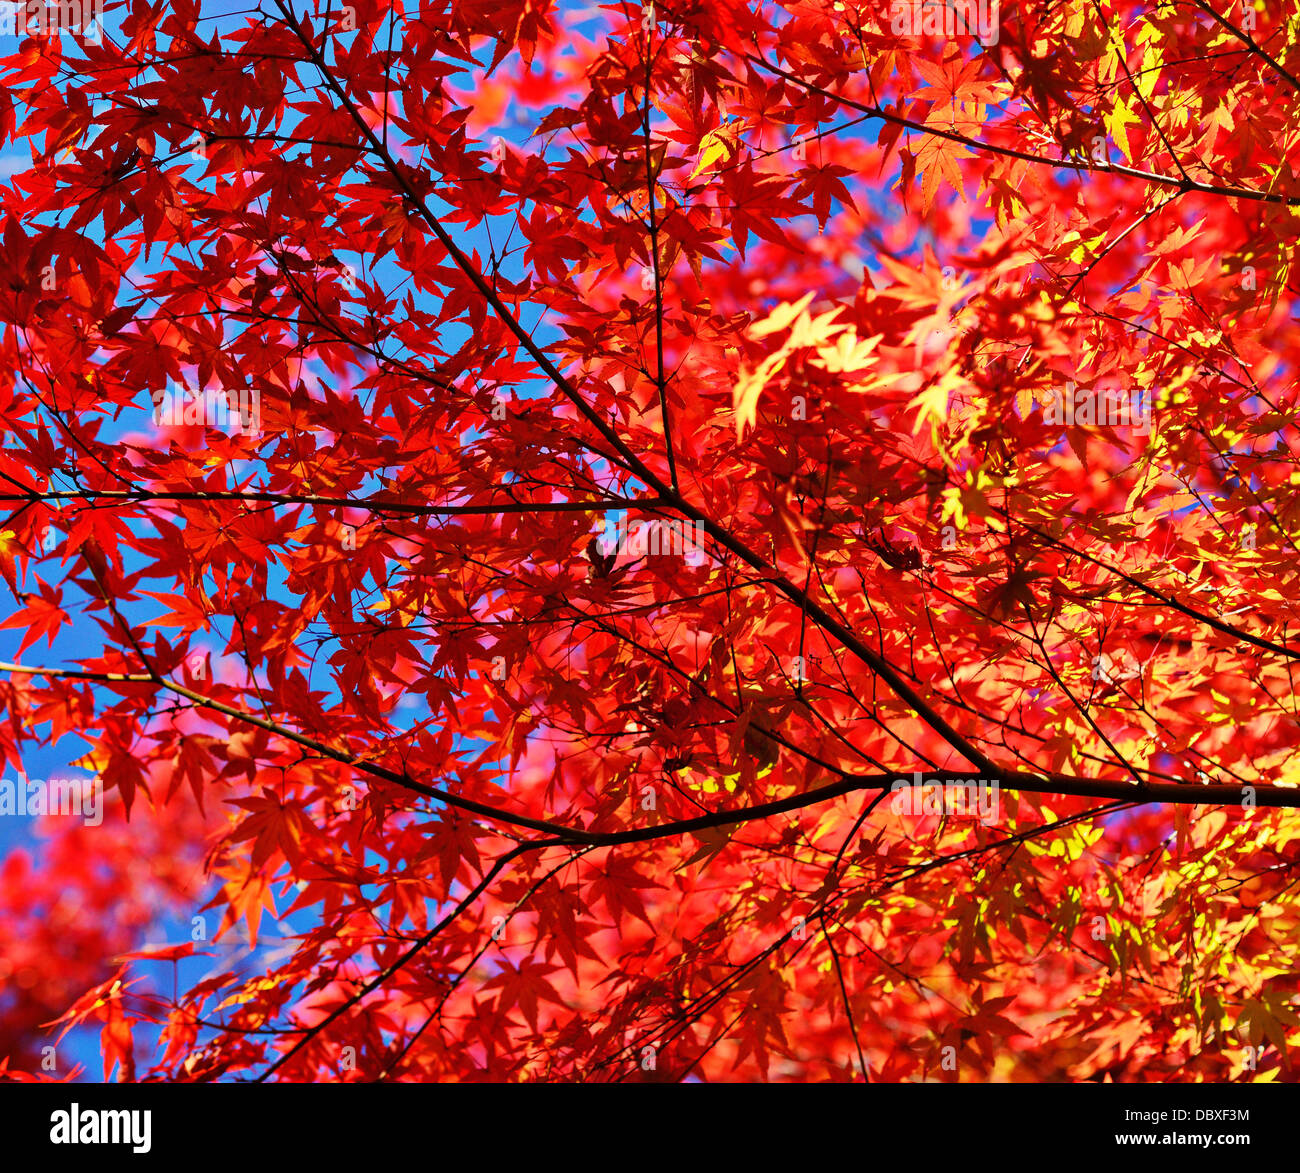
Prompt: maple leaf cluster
<box><xmin>0</xmin><ymin>0</ymin><xmax>1298</xmax><ymax>1083</ymax></box>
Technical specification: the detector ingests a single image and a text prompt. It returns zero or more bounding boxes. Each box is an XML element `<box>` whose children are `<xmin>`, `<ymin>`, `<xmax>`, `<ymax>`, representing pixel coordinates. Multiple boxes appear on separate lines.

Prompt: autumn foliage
<box><xmin>1</xmin><ymin>0</ymin><xmax>1300</xmax><ymax>1083</ymax></box>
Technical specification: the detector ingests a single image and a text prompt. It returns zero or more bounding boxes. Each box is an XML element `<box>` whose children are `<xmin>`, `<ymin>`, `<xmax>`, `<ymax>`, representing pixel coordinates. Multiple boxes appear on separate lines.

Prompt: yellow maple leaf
<box><xmin>908</xmin><ymin>381</ymin><xmax>951</xmax><ymax>433</ymax></box>
<box><xmin>749</xmin><ymin>291</ymin><xmax>815</xmax><ymax>338</ymax></box>
<box><xmin>1105</xmin><ymin>99</ymin><xmax>1142</xmax><ymax>166</ymax></box>
<box><xmin>689</xmin><ymin>120</ymin><xmax>740</xmax><ymax>179</ymax></box>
